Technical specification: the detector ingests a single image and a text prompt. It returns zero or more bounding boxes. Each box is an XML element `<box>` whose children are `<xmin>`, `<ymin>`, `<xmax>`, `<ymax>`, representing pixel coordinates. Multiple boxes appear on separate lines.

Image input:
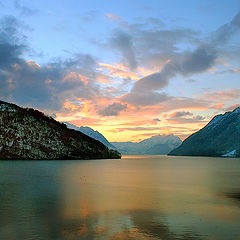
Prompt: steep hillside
<box><xmin>169</xmin><ymin>107</ymin><xmax>240</xmax><ymax>157</ymax></box>
<box><xmin>0</xmin><ymin>101</ymin><xmax>121</xmax><ymax>160</ymax></box>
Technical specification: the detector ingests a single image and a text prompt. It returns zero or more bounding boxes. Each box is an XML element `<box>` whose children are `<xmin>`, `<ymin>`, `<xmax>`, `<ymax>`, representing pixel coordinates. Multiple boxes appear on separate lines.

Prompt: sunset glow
<box><xmin>0</xmin><ymin>0</ymin><xmax>239</xmax><ymax>142</ymax></box>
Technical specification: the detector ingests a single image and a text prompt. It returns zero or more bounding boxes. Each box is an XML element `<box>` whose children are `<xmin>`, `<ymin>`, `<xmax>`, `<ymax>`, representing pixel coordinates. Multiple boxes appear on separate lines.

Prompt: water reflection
<box><xmin>225</xmin><ymin>191</ymin><xmax>240</xmax><ymax>203</ymax></box>
<box><xmin>0</xmin><ymin>156</ymin><xmax>240</xmax><ymax>239</ymax></box>
<box><xmin>0</xmin><ymin>161</ymin><xmax>64</xmax><ymax>239</ymax></box>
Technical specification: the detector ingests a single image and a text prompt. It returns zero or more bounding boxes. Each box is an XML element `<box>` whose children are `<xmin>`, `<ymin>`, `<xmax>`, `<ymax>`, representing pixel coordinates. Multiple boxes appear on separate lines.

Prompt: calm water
<box><xmin>0</xmin><ymin>155</ymin><xmax>240</xmax><ymax>240</ymax></box>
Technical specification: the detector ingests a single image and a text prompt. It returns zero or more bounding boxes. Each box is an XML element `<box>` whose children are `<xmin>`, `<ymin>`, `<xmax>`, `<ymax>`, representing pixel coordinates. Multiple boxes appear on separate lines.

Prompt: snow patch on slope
<box><xmin>222</xmin><ymin>150</ymin><xmax>236</xmax><ymax>157</ymax></box>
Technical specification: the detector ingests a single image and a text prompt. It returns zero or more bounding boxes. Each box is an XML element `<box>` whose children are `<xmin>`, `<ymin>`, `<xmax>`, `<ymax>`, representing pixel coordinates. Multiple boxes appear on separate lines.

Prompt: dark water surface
<box><xmin>0</xmin><ymin>155</ymin><xmax>240</xmax><ymax>240</ymax></box>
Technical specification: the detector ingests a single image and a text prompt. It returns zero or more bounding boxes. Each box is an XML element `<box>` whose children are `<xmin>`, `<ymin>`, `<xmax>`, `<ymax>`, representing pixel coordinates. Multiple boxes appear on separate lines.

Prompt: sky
<box><xmin>0</xmin><ymin>0</ymin><xmax>240</xmax><ymax>142</ymax></box>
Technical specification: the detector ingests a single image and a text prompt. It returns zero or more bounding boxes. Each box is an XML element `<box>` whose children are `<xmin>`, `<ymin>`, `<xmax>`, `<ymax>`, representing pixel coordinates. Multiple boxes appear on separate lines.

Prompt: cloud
<box><xmin>167</xmin><ymin>115</ymin><xmax>206</xmax><ymax>124</ymax></box>
<box><xmin>108</xmin><ymin>126</ymin><xmax>161</xmax><ymax>133</ymax></box>
<box><xmin>117</xmin><ymin>96</ymin><xmax>209</xmax><ymax>120</ymax></box>
<box><xmin>106</xmin><ymin>13</ymin><xmax>122</xmax><ymax>21</ymax></box>
<box><xmin>145</xmin><ymin>17</ymin><xmax>165</xmax><ymax>28</ymax></box>
<box><xmin>168</xmin><ymin>111</ymin><xmax>193</xmax><ymax>118</ymax></box>
<box><xmin>118</xmin><ymin>119</ymin><xmax>161</xmax><ymax>126</ymax></box>
<box><xmin>0</xmin><ymin>16</ymin><xmax>102</xmax><ymax>111</ymax></box>
<box><xmin>116</xmin><ymin>11</ymin><xmax>240</xmax><ymax>107</ymax></box>
<box><xmin>98</xmin><ymin>62</ymin><xmax>139</xmax><ymax>80</ymax></box>
<box><xmin>131</xmin><ymin>125</ymin><xmax>199</xmax><ymax>139</ymax></box>
<box><xmin>1</xmin><ymin>9</ymin><xmax>239</xmax><ymax>140</ymax></box>
<box><xmin>179</xmin><ymin>44</ymin><xmax>217</xmax><ymax>75</ymax></box>
<box><xmin>14</xmin><ymin>0</ymin><xmax>37</xmax><ymax>16</ymax></box>
<box><xmin>0</xmin><ymin>15</ymin><xmax>27</xmax><ymax>47</ymax></box>
<box><xmin>108</xmin><ymin>124</ymin><xmax>200</xmax><ymax>135</ymax></box>
<box><xmin>214</xmin><ymin>68</ymin><xmax>240</xmax><ymax>74</ymax></box>
<box><xmin>210</xmin><ymin>103</ymin><xmax>224</xmax><ymax>110</ymax></box>
<box><xmin>129</xmin><ymin>24</ymin><xmax>198</xmax><ymax>53</ymax></box>
<box><xmin>224</xmin><ymin>103</ymin><xmax>240</xmax><ymax>112</ymax></box>
<box><xmin>110</xmin><ymin>30</ymin><xmax>137</xmax><ymax>70</ymax></box>
<box><xmin>212</xmin><ymin>11</ymin><xmax>240</xmax><ymax>44</ymax></box>
<box><xmin>122</xmin><ymin>91</ymin><xmax>169</xmax><ymax>106</ymax></box>
<box><xmin>164</xmin><ymin>111</ymin><xmax>205</xmax><ymax>124</ymax></box>
<box><xmin>124</xmin><ymin>44</ymin><xmax>217</xmax><ymax>106</ymax></box>
<box><xmin>129</xmin><ymin>25</ymin><xmax>199</xmax><ymax>69</ymax></box>
<box><xmin>131</xmin><ymin>68</ymin><xmax>172</xmax><ymax>92</ymax></box>
<box><xmin>57</xmin><ymin>115</ymin><xmax>104</xmax><ymax>126</ymax></box>
<box><xmin>98</xmin><ymin>102</ymin><xmax>127</xmax><ymax>116</ymax></box>
<box><xmin>1</xmin><ymin>54</ymin><xmax>99</xmax><ymax>110</ymax></box>
<box><xmin>200</xmin><ymin>89</ymin><xmax>240</xmax><ymax>101</ymax></box>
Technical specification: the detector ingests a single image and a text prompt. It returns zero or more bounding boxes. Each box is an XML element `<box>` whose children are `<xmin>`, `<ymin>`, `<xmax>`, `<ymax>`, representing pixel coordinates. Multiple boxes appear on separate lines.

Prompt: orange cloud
<box><xmin>225</xmin><ymin>103</ymin><xmax>240</xmax><ymax>111</ymax></box>
<box><xmin>118</xmin><ymin>119</ymin><xmax>160</xmax><ymax>126</ymax></box>
<box><xmin>167</xmin><ymin>117</ymin><xmax>207</xmax><ymax>124</ymax></box>
<box><xmin>118</xmin><ymin>125</ymin><xmax>200</xmax><ymax>141</ymax></box>
<box><xmin>67</xmin><ymin>117</ymin><xmax>104</xmax><ymax>126</ymax></box>
<box><xmin>216</xmin><ymin>58</ymin><xmax>231</xmax><ymax>67</ymax></box>
<box><xmin>125</xmin><ymin>99</ymin><xmax>208</xmax><ymax>117</ymax></box>
<box><xmin>26</xmin><ymin>60</ymin><xmax>41</xmax><ymax>68</ymax></box>
<box><xmin>54</xmin><ymin>94</ymin><xmax>223</xmax><ymax>142</ymax></box>
<box><xmin>96</xmin><ymin>73</ymin><xmax>113</xmax><ymax>84</ymax></box>
<box><xmin>210</xmin><ymin>103</ymin><xmax>224</xmax><ymax>110</ymax></box>
<box><xmin>200</xmin><ymin>89</ymin><xmax>240</xmax><ymax>101</ymax></box>
<box><xmin>106</xmin><ymin>13</ymin><xmax>122</xmax><ymax>21</ymax></box>
<box><xmin>63</xmin><ymin>100</ymin><xmax>83</xmax><ymax>112</ymax></box>
<box><xmin>108</xmin><ymin>127</ymin><xmax>163</xmax><ymax>133</ymax></box>
<box><xmin>63</xmin><ymin>72</ymin><xmax>88</xmax><ymax>85</ymax></box>
<box><xmin>167</xmin><ymin>111</ymin><xmax>193</xmax><ymax>118</ymax></box>
<box><xmin>98</xmin><ymin>62</ymin><xmax>140</xmax><ymax>80</ymax></box>
<box><xmin>56</xmin><ymin>106</ymin><xmax>104</xmax><ymax>126</ymax></box>
<box><xmin>208</xmin><ymin>67</ymin><xmax>218</xmax><ymax>72</ymax></box>
<box><xmin>232</xmin><ymin>68</ymin><xmax>240</xmax><ymax>73</ymax></box>
<box><xmin>165</xmin><ymin>111</ymin><xmax>206</xmax><ymax>125</ymax></box>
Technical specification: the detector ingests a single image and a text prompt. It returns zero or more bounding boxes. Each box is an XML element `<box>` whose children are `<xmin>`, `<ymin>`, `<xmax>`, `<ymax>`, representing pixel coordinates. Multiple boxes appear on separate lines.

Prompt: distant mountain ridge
<box><xmin>169</xmin><ymin>107</ymin><xmax>240</xmax><ymax>157</ymax></box>
<box><xmin>0</xmin><ymin>100</ymin><xmax>121</xmax><ymax>160</ymax></box>
<box><xmin>64</xmin><ymin>122</ymin><xmax>116</xmax><ymax>149</ymax></box>
<box><xmin>111</xmin><ymin>134</ymin><xmax>182</xmax><ymax>155</ymax></box>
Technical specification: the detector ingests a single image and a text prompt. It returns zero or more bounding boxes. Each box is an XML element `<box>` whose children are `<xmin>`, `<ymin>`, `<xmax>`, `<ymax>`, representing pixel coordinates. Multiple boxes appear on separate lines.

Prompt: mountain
<box><xmin>111</xmin><ymin>134</ymin><xmax>182</xmax><ymax>155</ymax></box>
<box><xmin>64</xmin><ymin>122</ymin><xmax>116</xmax><ymax>149</ymax></box>
<box><xmin>169</xmin><ymin>107</ymin><xmax>240</xmax><ymax>157</ymax></box>
<box><xmin>0</xmin><ymin>100</ymin><xmax>121</xmax><ymax>160</ymax></box>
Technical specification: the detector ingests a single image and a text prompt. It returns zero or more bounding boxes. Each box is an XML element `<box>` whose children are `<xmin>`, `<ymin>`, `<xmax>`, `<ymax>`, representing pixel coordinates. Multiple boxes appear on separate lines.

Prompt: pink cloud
<box><xmin>106</xmin><ymin>13</ymin><xmax>122</xmax><ymax>21</ymax></box>
<box><xmin>200</xmin><ymin>89</ymin><xmax>240</xmax><ymax>101</ymax></box>
<box><xmin>225</xmin><ymin>103</ymin><xmax>240</xmax><ymax>111</ymax></box>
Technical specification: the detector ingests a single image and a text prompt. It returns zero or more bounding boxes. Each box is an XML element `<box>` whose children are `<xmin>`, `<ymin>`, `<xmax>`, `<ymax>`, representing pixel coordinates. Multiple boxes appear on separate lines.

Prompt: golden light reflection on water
<box><xmin>58</xmin><ymin>156</ymin><xmax>240</xmax><ymax>239</ymax></box>
<box><xmin>0</xmin><ymin>156</ymin><xmax>240</xmax><ymax>239</ymax></box>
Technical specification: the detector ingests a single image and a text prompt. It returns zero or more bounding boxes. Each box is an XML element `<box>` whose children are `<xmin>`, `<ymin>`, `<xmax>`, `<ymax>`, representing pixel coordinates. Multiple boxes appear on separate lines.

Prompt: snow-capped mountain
<box><xmin>169</xmin><ymin>107</ymin><xmax>240</xmax><ymax>157</ymax></box>
<box><xmin>111</xmin><ymin>134</ymin><xmax>182</xmax><ymax>155</ymax></box>
<box><xmin>64</xmin><ymin>122</ymin><xmax>116</xmax><ymax>149</ymax></box>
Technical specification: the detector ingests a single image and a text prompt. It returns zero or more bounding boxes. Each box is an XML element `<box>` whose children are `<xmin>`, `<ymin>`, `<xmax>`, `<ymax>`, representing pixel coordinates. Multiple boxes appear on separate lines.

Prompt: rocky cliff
<box><xmin>0</xmin><ymin>100</ymin><xmax>121</xmax><ymax>160</ymax></box>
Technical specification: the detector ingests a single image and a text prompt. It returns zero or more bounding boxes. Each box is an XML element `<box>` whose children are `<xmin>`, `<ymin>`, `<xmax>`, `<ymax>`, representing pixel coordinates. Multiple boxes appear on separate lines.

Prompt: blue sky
<box><xmin>0</xmin><ymin>0</ymin><xmax>240</xmax><ymax>141</ymax></box>
<box><xmin>1</xmin><ymin>0</ymin><xmax>238</xmax><ymax>60</ymax></box>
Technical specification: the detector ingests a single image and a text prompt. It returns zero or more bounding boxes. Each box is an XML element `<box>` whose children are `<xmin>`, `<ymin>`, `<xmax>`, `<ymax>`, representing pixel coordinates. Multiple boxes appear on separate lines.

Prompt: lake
<box><xmin>0</xmin><ymin>155</ymin><xmax>240</xmax><ymax>240</ymax></box>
